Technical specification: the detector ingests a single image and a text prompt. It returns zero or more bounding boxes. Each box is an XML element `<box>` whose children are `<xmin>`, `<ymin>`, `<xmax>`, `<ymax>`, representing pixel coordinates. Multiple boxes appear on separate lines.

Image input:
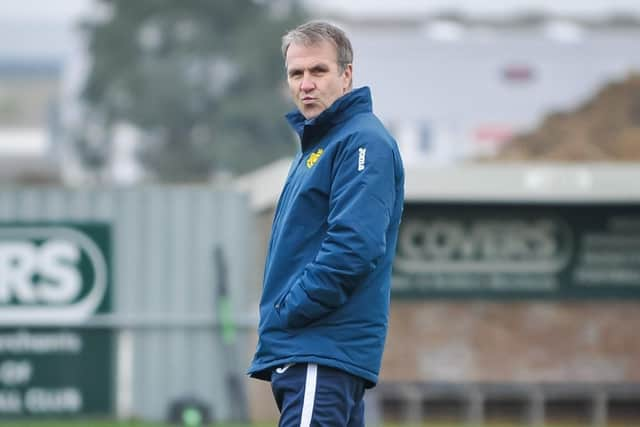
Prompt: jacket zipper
<box><xmin>266</xmin><ymin>152</ymin><xmax>307</xmax><ymax>258</ymax></box>
<box><xmin>265</xmin><ymin>128</ymin><xmax>322</xmax><ymax>268</ymax></box>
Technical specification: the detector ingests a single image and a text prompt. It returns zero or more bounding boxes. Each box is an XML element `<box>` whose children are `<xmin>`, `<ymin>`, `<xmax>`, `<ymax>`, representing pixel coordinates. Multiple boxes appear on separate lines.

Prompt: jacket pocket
<box><xmin>269</xmin><ymin>284</ymin><xmax>293</xmax><ymax>330</ymax></box>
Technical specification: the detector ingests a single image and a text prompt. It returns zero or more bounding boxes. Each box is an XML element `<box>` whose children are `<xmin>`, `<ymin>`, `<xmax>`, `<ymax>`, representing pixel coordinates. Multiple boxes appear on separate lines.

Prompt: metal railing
<box><xmin>368</xmin><ymin>381</ymin><xmax>640</xmax><ymax>426</ymax></box>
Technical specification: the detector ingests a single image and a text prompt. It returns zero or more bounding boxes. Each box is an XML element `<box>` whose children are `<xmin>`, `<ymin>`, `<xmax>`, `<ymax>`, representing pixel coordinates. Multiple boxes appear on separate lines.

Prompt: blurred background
<box><xmin>0</xmin><ymin>0</ymin><xmax>639</xmax><ymax>426</ymax></box>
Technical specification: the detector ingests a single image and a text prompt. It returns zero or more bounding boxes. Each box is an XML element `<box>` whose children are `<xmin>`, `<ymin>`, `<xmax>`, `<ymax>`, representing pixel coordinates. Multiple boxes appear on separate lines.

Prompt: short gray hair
<box><xmin>282</xmin><ymin>20</ymin><xmax>353</xmax><ymax>72</ymax></box>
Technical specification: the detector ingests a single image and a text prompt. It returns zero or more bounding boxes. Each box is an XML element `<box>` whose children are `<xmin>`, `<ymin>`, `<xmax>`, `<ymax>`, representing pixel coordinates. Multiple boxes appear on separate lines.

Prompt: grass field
<box><xmin>2</xmin><ymin>422</ymin><xmax>639</xmax><ymax>427</ymax></box>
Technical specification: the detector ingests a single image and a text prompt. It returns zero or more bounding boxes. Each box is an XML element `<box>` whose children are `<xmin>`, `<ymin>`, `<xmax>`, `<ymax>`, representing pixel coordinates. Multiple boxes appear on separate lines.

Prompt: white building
<box><xmin>327</xmin><ymin>17</ymin><xmax>640</xmax><ymax>165</ymax></box>
<box><xmin>2</xmin><ymin>1</ymin><xmax>640</xmax><ymax>184</ymax></box>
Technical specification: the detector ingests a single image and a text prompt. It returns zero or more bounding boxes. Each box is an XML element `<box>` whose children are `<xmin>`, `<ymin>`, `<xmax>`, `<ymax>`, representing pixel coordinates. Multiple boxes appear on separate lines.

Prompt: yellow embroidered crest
<box><xmin>306</xmin><ymin>148</ymin><xmax>324</xmax><ymax>168</ymax></box>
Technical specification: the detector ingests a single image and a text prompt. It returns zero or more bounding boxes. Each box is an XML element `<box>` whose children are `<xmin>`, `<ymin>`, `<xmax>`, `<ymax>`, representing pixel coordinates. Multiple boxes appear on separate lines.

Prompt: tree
<box><xmin>79</xmin><ymin>0</ymin><xmax>305</xmax><ymax>181</ymax></box>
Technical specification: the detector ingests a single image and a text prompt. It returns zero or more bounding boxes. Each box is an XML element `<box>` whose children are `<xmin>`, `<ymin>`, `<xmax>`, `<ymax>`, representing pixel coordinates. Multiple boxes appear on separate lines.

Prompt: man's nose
<box><xmin>300</xmin><ymin>75</ymin><xmax>315</xmax><ymax>92</ymax></box>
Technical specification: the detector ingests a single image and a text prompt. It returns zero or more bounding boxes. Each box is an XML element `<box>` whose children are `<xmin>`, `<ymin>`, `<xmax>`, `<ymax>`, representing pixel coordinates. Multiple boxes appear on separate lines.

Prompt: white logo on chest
<box><xmin>357</xmin><ymin>147</ymin><xmax>366</xmax><ymax>171</ymax></box>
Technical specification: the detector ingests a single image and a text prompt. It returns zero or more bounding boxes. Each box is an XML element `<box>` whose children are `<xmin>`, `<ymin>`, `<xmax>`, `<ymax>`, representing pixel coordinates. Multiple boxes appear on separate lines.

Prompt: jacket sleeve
<box><xmin>277</xmin><ymin>132</ymin><xmax>397</xmax><ymax>328</ymax></box>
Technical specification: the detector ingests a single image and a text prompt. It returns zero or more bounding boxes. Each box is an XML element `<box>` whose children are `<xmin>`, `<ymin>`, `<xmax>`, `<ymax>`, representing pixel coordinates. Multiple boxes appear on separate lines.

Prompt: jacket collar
<box><xmin>285</xmin><ymin>86</ymin><xmax>373</xmax><ymax>143</ymax></box>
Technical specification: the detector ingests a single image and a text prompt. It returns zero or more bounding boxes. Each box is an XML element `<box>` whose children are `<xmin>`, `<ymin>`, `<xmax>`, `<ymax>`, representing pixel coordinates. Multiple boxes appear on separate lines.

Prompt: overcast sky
<box><xmin>2</xmin><ymin>0</ymin><xmax>640</xmax><ymax>24</ymax></box>
<box><xmin>0</xmin><ymin>0</ymin><xmax>90</xmax><ymax>22</ymax></box>
<box><xmin>307</xmin><ymin>0</ymin><xmax>640</xmax><ymax>17</ymax></box>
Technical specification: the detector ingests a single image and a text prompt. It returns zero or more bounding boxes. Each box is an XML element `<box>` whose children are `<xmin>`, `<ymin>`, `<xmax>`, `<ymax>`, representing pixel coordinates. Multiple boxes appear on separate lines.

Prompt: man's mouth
<box><xmin>302</xmin><ymin>97</ymin><xmax>316</xmax><ymax>104</ymax></box>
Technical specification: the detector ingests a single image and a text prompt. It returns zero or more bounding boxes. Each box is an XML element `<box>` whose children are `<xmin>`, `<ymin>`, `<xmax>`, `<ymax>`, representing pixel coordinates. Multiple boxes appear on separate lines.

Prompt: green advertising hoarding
<box><xmin>0</xmin><ymin>223</ymin><xmax>112</xmax><ymax>417</ymax></box>
<box><xmin>393</xmin><ymin>203</ymin><xmax>640</xmax><ymax>298</ymax></box>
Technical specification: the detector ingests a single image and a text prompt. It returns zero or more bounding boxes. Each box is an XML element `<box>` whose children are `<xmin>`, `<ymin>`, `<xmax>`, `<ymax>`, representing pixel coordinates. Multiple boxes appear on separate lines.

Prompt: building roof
<box><xmin>234</xmin><ymin>158</ymin><xmax>293</xmax><ymax>211</ymax></box>
<box><xmin>404</xmin><ymin>163</ymin><xmax>640</xmax><ymax>203</ymax></box>
<box><xmin>0</xmin><ymin>156</ymin><xmax>60</xmax><ymax>184</ymax></box>
<box><xmin>235</xmin><ymin>158</ymin><xmax>640</xmax><ymax>211</ymax></box>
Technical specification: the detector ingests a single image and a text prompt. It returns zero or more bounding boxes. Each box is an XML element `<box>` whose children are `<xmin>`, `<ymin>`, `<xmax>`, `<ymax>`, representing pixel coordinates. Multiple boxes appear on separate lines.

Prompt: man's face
<box><xmin>285</xmin><ymin>40</ymin><xmax>352</xmax><ymax>120</ymax></box>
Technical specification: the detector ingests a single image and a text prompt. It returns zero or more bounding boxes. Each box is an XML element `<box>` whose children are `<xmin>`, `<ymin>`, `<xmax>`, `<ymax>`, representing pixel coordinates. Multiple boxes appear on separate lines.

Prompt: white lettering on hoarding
<box><xmin>0</xmin><ymin>360</ymin><xmax>32</xmax><ymax>386</ymax></box>
<box><xmin>0</xmin><ymin>227</ymin><xmax>107</xmax><ymax>326</ymax></box>
<box><xmin>573</xmin><ymin>216</ymin><xmax>640</xmax><ymax>287</ymax></box>
<box><xmin>0</xmin><ymin>331</ymin><xmax>81</xmax><ymax>354</ymax></box>
<box><xmin>0</xmin><ymin>243</ymin><xmax>36</xmax><ymax>302</ymax></box>
<box><xmin>395</xmin><ymin>217</ymin><xmax>572</xmax><ymax>274</ymax></box>
<box><xmin>24</xmin><ymin>388</ymin><xmax>82</xmax><ymax>413</ymax></box>
<box><xmin>0</xmin><ymin>391</ymin><xmax>21</xmax><ymax>413</ymax></box>
<box><xmin>0</xmin><ymin>241</ymin><xmax>81</xmax><ymax>304</ymax></box>
<box><xmin>0</xmin><ymin>388</ymin><xmax>83</xmax><ymax>414</ymax></box>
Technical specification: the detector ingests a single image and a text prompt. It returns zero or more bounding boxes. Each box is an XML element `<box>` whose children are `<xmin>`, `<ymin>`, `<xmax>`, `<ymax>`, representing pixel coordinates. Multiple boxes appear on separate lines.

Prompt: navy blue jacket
<box><xmin>248</xmin><ymin>87</ymin><xmax>404</xmax><ymax>386</ymax></box>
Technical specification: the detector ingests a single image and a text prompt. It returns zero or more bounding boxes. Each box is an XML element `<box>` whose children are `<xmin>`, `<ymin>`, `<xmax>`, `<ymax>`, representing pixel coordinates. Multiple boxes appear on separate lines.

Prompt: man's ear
<box><xmin>342</xmin><ymin>63</ymin><xmax>353</xmax><ymax>92</ymax></box>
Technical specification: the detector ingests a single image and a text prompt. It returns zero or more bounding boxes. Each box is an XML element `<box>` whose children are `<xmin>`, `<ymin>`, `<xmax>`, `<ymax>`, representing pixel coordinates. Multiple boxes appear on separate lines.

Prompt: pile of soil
<box><xmin>493</xmin><ymin>73</ymin><xmax>640</xmax><ymax>161</ymax></box>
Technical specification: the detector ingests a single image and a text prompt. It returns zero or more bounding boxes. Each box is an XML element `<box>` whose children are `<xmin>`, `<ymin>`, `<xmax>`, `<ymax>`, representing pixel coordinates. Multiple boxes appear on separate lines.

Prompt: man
<box><xmin>248</xmin><ymin>21</ymin><xmax>405</xmax><ymax>426</ymax></box>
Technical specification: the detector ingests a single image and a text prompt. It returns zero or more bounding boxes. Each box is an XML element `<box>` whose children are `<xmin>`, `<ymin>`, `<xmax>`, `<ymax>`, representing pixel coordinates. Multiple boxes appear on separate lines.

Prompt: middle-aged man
<box><xmin>248</xmin><ymin>20</ymin><xmax>405</xmax><ymax>427</ymax></box>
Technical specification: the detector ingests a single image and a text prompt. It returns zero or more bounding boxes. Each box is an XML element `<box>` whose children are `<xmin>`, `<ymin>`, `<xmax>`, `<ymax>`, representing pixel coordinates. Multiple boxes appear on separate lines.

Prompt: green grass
<box><xmin>2</xmin><ymin>422</ymin><xmax>639</xmax><ymax>427</ymax></box>
<box><xmin>0</xmin><ymin>422</ymin><xmax>169</xmax><ymax>427</ymax></box>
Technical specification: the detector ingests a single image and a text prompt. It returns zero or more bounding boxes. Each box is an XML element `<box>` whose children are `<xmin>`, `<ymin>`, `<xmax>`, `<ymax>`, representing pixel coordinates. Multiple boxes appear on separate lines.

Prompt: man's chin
<box><xmin>302</xmin><ymin>109</ymin><xmax>321</xmax><ymax>120</ymax></box>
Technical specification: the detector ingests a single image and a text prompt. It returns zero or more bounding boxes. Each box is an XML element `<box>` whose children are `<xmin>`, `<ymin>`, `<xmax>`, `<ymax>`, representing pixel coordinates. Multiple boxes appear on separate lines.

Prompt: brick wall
<box><xmin>247</xmin><ymin>300</ymin><xmax>640</xmax><ymax>421</ymax></box>
<box><xmin>383</xmin><ymin>301</ymin><xmax>640</xmax><ymax>382</ymax></box>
